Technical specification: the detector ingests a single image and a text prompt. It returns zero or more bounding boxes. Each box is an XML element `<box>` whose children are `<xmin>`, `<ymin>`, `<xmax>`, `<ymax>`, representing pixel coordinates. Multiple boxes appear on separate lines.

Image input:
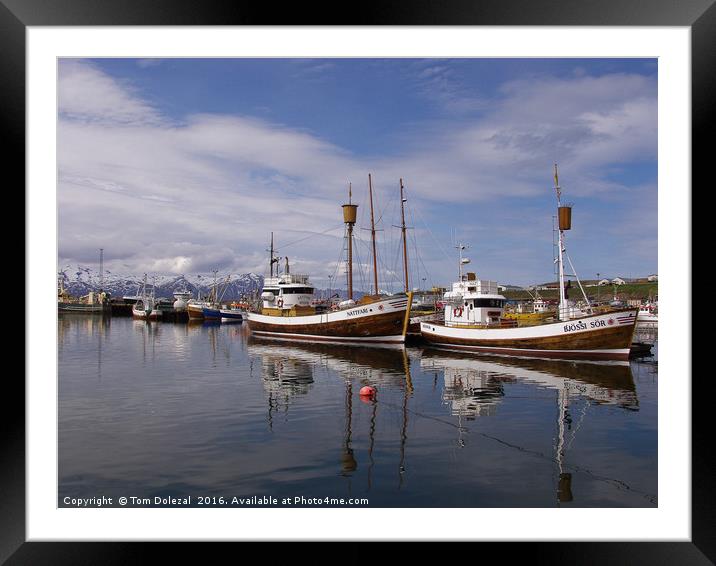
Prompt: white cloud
<box><xmin>57</xmin><ymin>61</ymin><xmax>657</xmax><ymax>285</ymax></box>
<box><xmin>58</xmin><ymin>60</ymin><xmax>164</xmax><ymax>125</ymax></box>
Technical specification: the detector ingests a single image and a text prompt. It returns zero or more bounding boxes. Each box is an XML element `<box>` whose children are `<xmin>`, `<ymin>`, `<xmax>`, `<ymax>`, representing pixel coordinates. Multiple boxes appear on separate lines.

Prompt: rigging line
<box><xmin>408</xmin><ymin>201</ymin><xmax>431</xmax><ymax>289</ymax></box>
<box><xmin>412</xmin><ymin>200</ymin><xmax>453</xmax><ymax>262</ymax></box>
<box><xmin>407</xmin><ymin>204</ymin><xmax>421</xmax><ymax>288</ymax></box>
<box><xmin>330</xmin><ymin>230</ymin><xmax>346</xmax><ymax>294</ymax></box>
<box><xmin>276</xmin><ymin>224</ymin><xmax>344</xmax><ymax>250</ymax></box>
<box><xmin>353</xmin><ymin>229</ymin><xmax>367</xmax><ymax>294</ymax></box>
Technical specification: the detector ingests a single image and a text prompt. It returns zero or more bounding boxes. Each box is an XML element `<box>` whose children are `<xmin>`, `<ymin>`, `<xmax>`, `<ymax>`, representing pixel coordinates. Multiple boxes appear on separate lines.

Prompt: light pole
<box><xmin>596</xmin><ymin>273</ymin><xmax>600</xmax><ymax>303</ymax></box>
<box><xmin>328</xmin><ymin>275</ymin><xmax>334</xmax><ymax>301</ymax></box>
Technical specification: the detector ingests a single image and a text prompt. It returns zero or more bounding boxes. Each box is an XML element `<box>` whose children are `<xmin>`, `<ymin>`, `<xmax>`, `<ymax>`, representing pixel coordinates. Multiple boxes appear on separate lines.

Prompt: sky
<box><xmin>57</xmin><ymin>58</ymin><xmax>657</xmax><ymax>291</ymax></box>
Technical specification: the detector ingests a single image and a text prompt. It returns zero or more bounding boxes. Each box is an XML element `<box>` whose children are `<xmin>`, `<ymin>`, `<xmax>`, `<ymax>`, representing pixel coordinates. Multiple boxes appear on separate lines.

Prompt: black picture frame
<box><xmin>7</xmin><ymin>0</ymin><xmax>708</xmax><ymax>562</ymax></box>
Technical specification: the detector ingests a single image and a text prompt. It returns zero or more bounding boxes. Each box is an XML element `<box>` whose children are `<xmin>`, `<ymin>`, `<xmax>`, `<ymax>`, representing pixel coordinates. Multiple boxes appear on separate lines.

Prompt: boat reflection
<box><xmin>58</xmin><ymin>314</ymin><xmax>111</xmax><ymax>380</ymax></box>
<box><xmin>420</xmin><ymin>347</ymin><xmax>638</xmax><ymax>418</ymax></box>
<box><xmin>420</xmin><ymin>347</ymin><xmax>639</xmax><ymax>504</ymax></box>
<box><xmin>246</xmin><ymin>335</ymin><xmax>410</xmax><ymax>386</ymax></box>
<box><xmin>246</xmin><ymin>336</ymin><xmax>413</xmax><ymax>484</ymax></box>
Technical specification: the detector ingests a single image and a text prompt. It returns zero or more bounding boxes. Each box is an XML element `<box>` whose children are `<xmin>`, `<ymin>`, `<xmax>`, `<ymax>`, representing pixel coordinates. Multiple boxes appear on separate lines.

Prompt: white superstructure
<box><xmin>260</xmin><ymin>273</ymin><xmax>315</xmax><ymax>311</ymax></box>
<box><xmin>442</xmin><ymin>272</ymin><xmax>507</xmax><ymax>327</ymax></box>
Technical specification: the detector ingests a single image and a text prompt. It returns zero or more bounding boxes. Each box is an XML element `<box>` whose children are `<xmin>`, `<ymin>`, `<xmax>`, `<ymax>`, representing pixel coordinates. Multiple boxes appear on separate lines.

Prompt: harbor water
<box><xmin>58</xmin><ymin>315</ymin><xmax>658</xmax><ymax>508</ymax></box>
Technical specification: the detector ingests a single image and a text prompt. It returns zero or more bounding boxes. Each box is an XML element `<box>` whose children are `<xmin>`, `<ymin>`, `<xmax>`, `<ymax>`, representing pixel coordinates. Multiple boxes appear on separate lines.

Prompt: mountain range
<box><xmin>58</xmin><ymin>266</ymin><xmax>264</xmax><ymax>301</ymax></box>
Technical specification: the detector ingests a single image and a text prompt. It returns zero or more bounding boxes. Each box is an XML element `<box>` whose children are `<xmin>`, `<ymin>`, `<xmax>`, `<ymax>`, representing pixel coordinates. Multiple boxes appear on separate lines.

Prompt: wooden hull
<box><xmin>246</xmin><ymin>294</ymin><xmax>411</xmax><ymax>344</ymax></box>
<box><xmin>187</xmin><ymin>304</ymin><xmax>205</xmax><ymax>320</ymax></box>
<box><xmin>420</xmin><ymin>308</ymin><xmax>638</xmax><ymax>360</ymax></box>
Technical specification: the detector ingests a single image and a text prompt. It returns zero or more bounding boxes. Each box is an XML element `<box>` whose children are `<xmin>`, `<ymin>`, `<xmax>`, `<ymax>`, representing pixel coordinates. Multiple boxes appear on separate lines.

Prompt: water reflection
<box><xmin>58</xmin><ymin>313</ymin><xmax>111</xmax><ymax>379</ymax></box>
<box><xmin>246</xmin><ymin>336</ymin><xmax>413</xmax><ymax>485</ymax></box>
<box><xmin>421</xmin><ymin>349</ymin><xmax>638</xmax><ymax>414</ymax></box>
<box><xmin>246</xmin><ymin>336</ymin><xmax>410</xmax><ymax>386</ymax></box>
<box><xmin>58</xmin><ymin>317</ymin><xmax>656</xmax><ymax>508</ymax></box>
<box><xmin>419</xmin><ymin>348</ymin><xmax>641</xmax><ymax>505</ymax></box>
<box><xmin>633</xmin><ymin>323</ymin><xmax>658</xmax><ymax>355</ymax></box>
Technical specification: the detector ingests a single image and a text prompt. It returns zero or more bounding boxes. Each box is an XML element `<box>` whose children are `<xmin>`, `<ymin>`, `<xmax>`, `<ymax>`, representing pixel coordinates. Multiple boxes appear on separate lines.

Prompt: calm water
<box><xmin>58</xmin><ymin>315</ymin><xmax>658</xmax><ymax>508</ymax></box>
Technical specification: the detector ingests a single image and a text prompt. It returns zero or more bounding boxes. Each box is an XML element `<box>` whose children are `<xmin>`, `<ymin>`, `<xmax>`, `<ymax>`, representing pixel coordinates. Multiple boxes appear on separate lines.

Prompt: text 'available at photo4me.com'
<box><xmin>61</xmin><ymin>495</ymin><xmax>371</xmax><ymax>507</ymax></box>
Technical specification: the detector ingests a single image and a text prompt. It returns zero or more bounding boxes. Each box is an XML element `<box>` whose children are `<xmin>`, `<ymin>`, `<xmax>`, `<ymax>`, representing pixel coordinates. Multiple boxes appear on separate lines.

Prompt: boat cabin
<box><xmin>443</xmin><ymin>272</ymin><xmax>507</xmax><ymax>326</ymax></box>
<box><xmin>260</xmin><ymin>274</ymin><xmax>316</xmax><ymax>314</ymax></box>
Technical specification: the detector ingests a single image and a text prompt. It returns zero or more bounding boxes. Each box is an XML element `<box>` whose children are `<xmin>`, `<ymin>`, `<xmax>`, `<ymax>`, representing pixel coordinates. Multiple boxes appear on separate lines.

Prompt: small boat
<box><xmin>421</xmin><ymin>165</ymin><xmax>638</xmax><ymax>361</ymax></box>
<box><xmin>187</xmin><ymin>273</ymin><xmax>224</xmax><ymax>320</ymax></box>
<box><xmin>503</xmin><ymin>293</ymin><xmax>556</xmax><ymax>324</ymax></box>
<box><xmin>132</xmin><ymin>274</ymin><xmax>157</xmax><ymax>320</ymax></box>
<box><xmin>637</xmin><ymin>303</ymin><xmax>658</xmax><ymax>323</ymax></box>
<box><xmin>187</xmin><ymin>300</ymin><xmax>206</xmax><ymax>320</ymax></box>
<box><xmin>220</xmin><ymin>303</ymin><xmax>245</xmax><ymax>322</ymax></box>
<box><xmin>132</xmin><ymin>298</ymin><xmax>154</xmax><ymax>320</ymax></box>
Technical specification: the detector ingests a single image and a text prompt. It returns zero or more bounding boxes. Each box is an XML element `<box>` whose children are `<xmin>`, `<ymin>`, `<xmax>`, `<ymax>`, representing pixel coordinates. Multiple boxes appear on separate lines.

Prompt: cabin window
<box><xmin>281</xmin><ymin>287</ymin><xmax>314</xmax><ymax>294</ymax></box>
<box><xmin>473</xmin><ymin>298</ymin><xmax>505</xmax><ymax>308</ymax></box>
<box><xmin>264</xmin><ymin>288</ymin><xmax>279</xmax><ymax>296</ymax></box>
<box><xmin>469</xmin><ymin>303</ymin><xmax>473</xmax><ymax>310</ymax></box>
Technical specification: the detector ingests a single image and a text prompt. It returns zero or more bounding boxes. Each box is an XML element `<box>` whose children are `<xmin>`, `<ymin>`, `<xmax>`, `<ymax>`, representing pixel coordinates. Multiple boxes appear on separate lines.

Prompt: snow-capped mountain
<box><xmin>58</xmin><ymin>266</ymin><xmax>264</xmax><ymax>301</ymax></box>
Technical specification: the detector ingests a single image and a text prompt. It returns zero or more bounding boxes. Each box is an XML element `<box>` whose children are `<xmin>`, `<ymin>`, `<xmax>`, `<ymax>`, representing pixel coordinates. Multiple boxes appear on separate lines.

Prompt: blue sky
<box><xmin>58</xmin><ymin>58</ymin><xmax>657</xmax><ymax>290</ymax></box>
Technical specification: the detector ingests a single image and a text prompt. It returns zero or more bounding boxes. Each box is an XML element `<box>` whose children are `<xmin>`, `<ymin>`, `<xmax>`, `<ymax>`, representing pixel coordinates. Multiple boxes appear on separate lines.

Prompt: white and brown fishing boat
<box><xmin>131</xmin><ymin>274</ymin><xmax>160</xmax><ymax>320</ymax></box>
<box><xmin>421</xmin><ymin>166</ymin><xmax>638</xmax><ymax>361</ymax></box>
<box><xmin>246</xmin><ymin>176</ymin><xmax>413</xmax><ymax>344</ymax></box>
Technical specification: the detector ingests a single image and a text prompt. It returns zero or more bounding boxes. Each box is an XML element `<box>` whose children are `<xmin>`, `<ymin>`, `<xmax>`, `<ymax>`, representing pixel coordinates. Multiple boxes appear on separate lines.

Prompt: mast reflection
<box><xmin>420</xmin><ymin>348</ymin><xmax>638</xmax><ymax>504</ymax></box>
<box><xmin>246</xmin><ymin>336</ymin><xmax>413</xmax><ymax>487</ymax></box>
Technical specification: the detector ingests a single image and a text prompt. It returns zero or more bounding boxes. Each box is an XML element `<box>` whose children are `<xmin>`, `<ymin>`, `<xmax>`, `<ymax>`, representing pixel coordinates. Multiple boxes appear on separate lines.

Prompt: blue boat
<box><xmin>201</xmin><ymin>305</ymin><xmax>222</xmax><ymax>320</ymax></box>
<box><xmin>219</xmin><ymin>307</ymin><xmax>244</xmax><ymax>322</ymax></box>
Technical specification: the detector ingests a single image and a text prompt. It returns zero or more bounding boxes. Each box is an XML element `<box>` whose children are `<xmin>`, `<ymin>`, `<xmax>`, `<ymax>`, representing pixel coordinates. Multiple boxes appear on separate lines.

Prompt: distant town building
<box><xmin>647</xmin><ymin>274</ymin><xmax>658</xmax><ymax>282</ymax></box>
<box><xmin>611</xmin><ymin>278</ymin><xmax>626</xmax><ymax>286</ymax></box>
<box><xmin>598</xmin><ymin>279</ymin><xmax>610</xmax><ymax>286</ymax></box>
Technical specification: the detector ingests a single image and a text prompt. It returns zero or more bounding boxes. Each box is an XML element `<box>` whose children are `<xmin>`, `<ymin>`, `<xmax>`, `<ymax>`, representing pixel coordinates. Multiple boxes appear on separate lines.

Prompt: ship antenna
<box><xmin>270</xmin><ymin>232</ymin><xmax>274</xmax><ymax>277</ymax></box>
<box><xmin>554</xmin><ymin>162</ymin><xmax>562</xmax><ymax>205</ymax></box>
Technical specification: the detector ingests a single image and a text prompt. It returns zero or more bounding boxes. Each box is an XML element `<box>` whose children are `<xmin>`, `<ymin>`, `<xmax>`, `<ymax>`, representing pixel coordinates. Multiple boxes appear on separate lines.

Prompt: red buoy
<box><xmin>359</xmin><ymin>385</ymin><xmax>376</xmax><ymax>398</ymax></box>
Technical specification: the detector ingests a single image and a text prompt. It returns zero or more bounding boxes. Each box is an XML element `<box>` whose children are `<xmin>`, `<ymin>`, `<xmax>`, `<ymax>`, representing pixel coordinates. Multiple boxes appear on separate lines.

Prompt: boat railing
<box><xmin>265</xmin><ymin>274</ymin><xmax>311</xmax><ymax>286</ymax></box>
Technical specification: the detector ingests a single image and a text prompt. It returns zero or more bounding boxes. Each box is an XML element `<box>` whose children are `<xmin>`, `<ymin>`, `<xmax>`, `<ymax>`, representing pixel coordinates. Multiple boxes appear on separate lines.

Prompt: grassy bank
<box><xmin>502</xmin><ymin>282</ymin><xmax>658</xmax><ymax>302</ymax></box>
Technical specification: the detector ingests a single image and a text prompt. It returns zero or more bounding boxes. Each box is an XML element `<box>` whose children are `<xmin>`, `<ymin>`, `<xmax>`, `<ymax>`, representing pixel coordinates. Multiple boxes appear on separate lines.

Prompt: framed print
<box><xmin>7</xmin><ymin>0</ymin><xmax>710</xmax><ymax>562</ymax></box>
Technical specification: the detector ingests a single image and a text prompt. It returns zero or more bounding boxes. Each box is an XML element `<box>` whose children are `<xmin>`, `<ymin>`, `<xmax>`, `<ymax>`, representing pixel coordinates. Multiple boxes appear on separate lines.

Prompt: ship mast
<box><xmin>368</xmin><ymin>173</ymin><xmax>379</xmax><ymax>296</ymax></box>
<box><xmin>456</xmin><ymin>243</ymin><xmax>470</xmax><ymax>280</ymax></box>
<box><xmin>268</xmin><ymin>232</ymin><xmax>280</xmax><ymax>278</ymax></box>
<box><xmin>554</xmin><ymin>164</ymin><xmax>569</xmax><ymax>321</ymax></box>
<box><xmin>400</xmin><ymin>179</ymin><xmax>409</xmax><ymax>293</ymax></box>
<box><xmin>342</xmin><ymin>183</ymin><xmax>358</xmax><ymax>300</ymax></box>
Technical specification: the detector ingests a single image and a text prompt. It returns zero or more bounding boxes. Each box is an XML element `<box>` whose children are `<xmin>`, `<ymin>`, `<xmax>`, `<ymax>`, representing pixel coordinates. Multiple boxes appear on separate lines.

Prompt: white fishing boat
<box><xmin>420</xmin><ymin>165</ymin><xmax>638</xmax><ymax>361</ymax></box>
<box><xmin>637</xmin><ymin>303</ymin><xmax>658</xmax><ymax>323</ymax></box>
<box><xmin>246</xmin><ymin>176</ymin><xmax>413</xmax><ymax>343</ymax></box>
<box><xmin>132</xmin><ymin>274</ymin><xmax>158</xmax><ymax>320</ymax></box>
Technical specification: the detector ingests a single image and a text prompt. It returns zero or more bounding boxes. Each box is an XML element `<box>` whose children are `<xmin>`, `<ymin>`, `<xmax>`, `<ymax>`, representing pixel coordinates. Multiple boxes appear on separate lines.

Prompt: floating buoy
<box><xmin>359</xmin><ymin>385</ymin><xmax>376</xmax><ymax>398</ymax></box>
